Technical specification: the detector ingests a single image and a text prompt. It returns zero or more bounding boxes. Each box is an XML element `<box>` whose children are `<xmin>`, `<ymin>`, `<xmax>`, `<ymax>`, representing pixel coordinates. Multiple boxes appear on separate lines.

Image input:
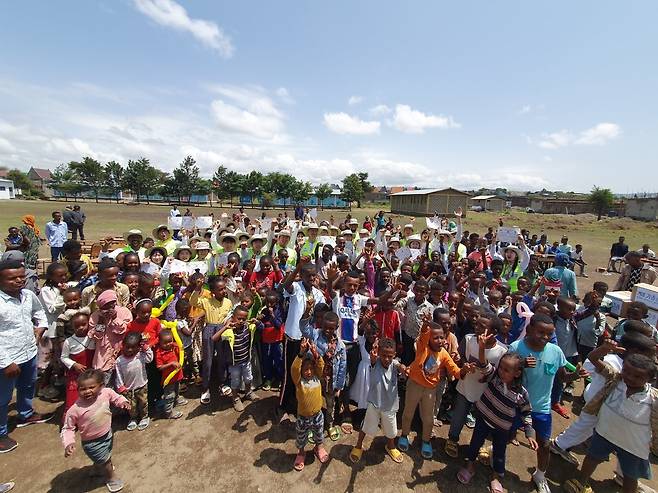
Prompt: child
<box><xmin>574</xmin><ymin>291</ymin><xmax>606</xmax><ymax>362</ymax></box>
<box><xmin>350</xmin><ymin>338</ymin><xmax>407</xmax><ymax>464</ymax></box>
<box><xmin>259</xmin><ymin>291</ymin><xmax>285</xmax><ymax>392</ymax></box>
<box><xmin>614</xmin><ymin>301</ymin><xmax>658</xmax><ymax>343</ymax></box>
<box><xmin>56</xmin><ymin>288</ymin><xmax>84</xmax><ymax>344</ymax></box>
<box><xmin>115</xmin><ymin>332</ymin><xmax>152</xmax><ymax>431</ymax></box>
<box><xmin>212</xmin><ymin>305</ymin><xmax>260</xmax><ymax>411</ymax></box>
<box><xmin>398</xmin><ymin>318</ymin><xmax>476</xmax><ymax>459</ymax></box>
<box><xmin>565</xmin><ymin>342</ymin><xmax>657</xmax><ymax>493</ymax></box>
<box><xmin>60</xmin><ymin>310</ymin><xmax>95</xmax><ymax>418</ymax></box>
<box><xmin>155</xmin><ymin>329</ymin><xmax>188</xmax><ymax>419</ymax></box>
<box><xmin>174</xmin><ymin>298</ymin><xmax>200</xmax><ymax>383</ymax></box>
<box><xmin>551</xmin><ymin>296</ymin><xmax>579</xmax><ymax>417</ymax></box>
<box><xmin>126</xmin><ymin>299</ymin><xmax>161</xmax><ymax>348</ymax></box>
<box><xmin>350</xmin><ymin>317</ymin><xmax>379</xmax><ymax>417</ymax></box>
<box><xmin>395</xmin><ymin>278</ymin><xmax>434</xmax><ymax>365</ymax></box>
<box><xmin>291</xmin><ymin>338</ymin><xmax>328</xmax><ymax>471</ymax></box>
<box><xmin>61</xmin><ymin>369</ymin><xmax>131</xmax><ymax>493</ymax></box>
<box><xmin>496</xmin><ymin>312</ymin><xmax>513</xmax><ymax>346</ymax></box>
<box><xmin>445</xmin><ymin>312</ymin><xmax>507</xmax><ymax>458</ymax></box>
<box><xmin>457</xmin><ymin>352</ymin><xmax>538</xmax><ymax>492</ymax></box>
<box><xmin>509</xmin><ymin>313</ymin><xmax>588</xmax><ymax>493</ymax></box>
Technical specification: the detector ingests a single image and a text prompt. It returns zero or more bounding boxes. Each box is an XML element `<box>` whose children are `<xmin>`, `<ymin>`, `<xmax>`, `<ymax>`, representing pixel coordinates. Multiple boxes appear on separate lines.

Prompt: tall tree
<box><xmin>49</xmin><ymin>164</ymin><xmax>83</xmax><ymax>201</ymax></box>
<box><xmin>357</xmin><ymin>172</ymin><xmax>373</xmax><ymax>199</ymax></box>
<box><xmin>277</xmin><ymin>173</ymin><xmax>298</xmax><ymax>208</ymax></box>
<box><xmin>123</xmin><ymin>157</ymin><xmax>158</xmax><ymax>204</ymax></box>
<box><xmin>589</xmin><ymin>186</ymin><xmax>614</xmax><ymax>220</ymax></box>
<box><xmin>104</xmin><ymin>161</ymin><xmax>124</xmax><ymax>203</ymax></box>
<box><xmin>224</xmin><ymin>171</ymin><xmax>245</xmax><ymax>207</ymax></box>
<box><xmin>6</xmin><ymin>169</ymin><xmax>38</xmax><ymax>196</ymax></box>
<box><xmin>173</xmin><ymin>156</ymin><xmax>201</xmax><ymax>204</ymax></box>
<box><xmin>212</xmin><ymin>165</ymin><xmax>231</xmax><ymax>207</ymax></box>
<box><xmin>196</xmin><ymin>179</ymin><xmax>213</xmax><ymax>206</ymax></box>
<box><xmin>341</xmin><ymin>174</ymin><xmax>364</xmax><ymax>209</ymax></box>
<box><xmin>291</xmin><ymin>179</ymin><xmax>313</xmax><ymax>204</ymax></box>
<box><xmin>70</xmin><ymin>156</ymin><xmax>106</xmax><ymax>203</ymax></box>
<box><xmin>243</xmin><ymin>170</ymin><xmax>264</xmax><ymax>206</ymax></box>
<box><xmin>314</xmin><ymin>183</ymin><xmax>333</xmax><ymax>210</ymax></box>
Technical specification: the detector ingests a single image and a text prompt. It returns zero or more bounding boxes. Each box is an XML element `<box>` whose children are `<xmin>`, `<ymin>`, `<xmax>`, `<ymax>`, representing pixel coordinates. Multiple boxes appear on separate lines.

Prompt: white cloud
<box><xmin>323</xmin><ymin>112</ymin><xmax>380</xmax><ymax>135</ymax></box>
<box><xmin>519</xmin><ymin>105</ymin><xmax>532</xmax><ymax>115</ymax></box>
<box><xmin>575</xmin><ymin>122</ymin><xmax>621</xmax><ymax>145</ymax></box>
<box><xmin>538</xmin><ymin>130</ymin><xmax>572</xmax><ymax>149</ymax></box>
<box><xmin>275</xmin><ymin>87</ymin><xmax>294</xmax><ymax>104</ymax></box>
<box><xmin>347</xmin><ymin>95</ymin><xmax>363</xmax><ymax>106</ymax></box>
<box><xmin>369</xmin><ymin>104</ymin><xmax>392</xmax><ymax>117</ymax></box>
<box><xmin>390</xmin><ymin>104</ymin><xmax>460</xmax><ymax>134</ymax></box>
<box><xmin>133</xmin><ymin>0</ymin><xmax>234</xmax><ymax>58</ymax></box>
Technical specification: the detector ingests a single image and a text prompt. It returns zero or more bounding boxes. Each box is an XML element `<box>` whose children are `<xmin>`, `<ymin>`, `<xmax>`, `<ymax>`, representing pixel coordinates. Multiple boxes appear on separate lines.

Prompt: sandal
<box><xmin>397</xmin><ymin>435</ymin><xmax>410</xmax><ymax>452</ymax></box>
<box><xmin>478</xmin><ymin>445</ymin><xmax>492</xmax><ymax>466</ymax></box>
<box><xmin>444</xmin><ymin>439</ymin><xmax>459</xmax><ymax>458</ymax></box>
<box><xmin>386</xmin><ymin>446</ymin><xmax>403</xmax><ymax>463</ymax></box>
<box><xmin>489</xmin><ymin>478</ymin><xmax>504</xmax><ymax>493</ymax></box>
<box><xmin>314</xmin><ymin>445</ymin><xmax>329</xmax><ymax>463</ymax></box>
<box><xmin>349</xmin><ymin>446</ymin><xmax>363</xmax><ymax>463</ymax></box>
<box><xmin>457</xmin><ymin>467</ymin><xmax>474</xmax><ymax>485</ymax></box>
<box><xmin>293</xmin><ymin>451</ymin><xmax>305</xmax><ymax>471</ymax></box>
<box><xmin>421</xmin><ymin>441</ymin><xmax>434</xmax><ymax>459</ymax></box>
<box><xmin>106</xmin><ymin>479</ymin><xmax>125</xmax><ymax>493</ymax></box>
<box><xmin>329</xmin><ymin>426</ymin><xmax>341</xmax><ymax>441</ymax></box>
<box><xmin>564</xmin><ymin>478</ymin><xmax>592</xmax><ymax>493</ymax></box>
<box><xmin>340</xmin><ymin>421</ymin><xmax>353</xmax><ymax>434</ymax></box>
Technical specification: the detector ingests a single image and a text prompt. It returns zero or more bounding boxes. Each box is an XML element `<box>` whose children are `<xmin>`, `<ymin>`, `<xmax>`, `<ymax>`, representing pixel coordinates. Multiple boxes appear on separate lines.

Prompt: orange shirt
<box><xmin>408</xmin><ymin>329</ymin><xmax>461</xmax><ymax>388</ymax></box>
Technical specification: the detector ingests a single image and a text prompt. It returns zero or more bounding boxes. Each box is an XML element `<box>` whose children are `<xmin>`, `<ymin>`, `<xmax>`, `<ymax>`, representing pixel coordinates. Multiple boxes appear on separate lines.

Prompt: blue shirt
<box><xmin>543</xmin><ymin>266</ymin><xmax>577</xmax><ymax>298</ymax></box>
<box><xmin>509</xmin><ymin>339</ymin><xmax>566</xmax><ymax>414</ymax></box>
<box><xmin>45</xmin><ymin>221</ymin><xmax>68</xmax><ymax>248</ymax></box>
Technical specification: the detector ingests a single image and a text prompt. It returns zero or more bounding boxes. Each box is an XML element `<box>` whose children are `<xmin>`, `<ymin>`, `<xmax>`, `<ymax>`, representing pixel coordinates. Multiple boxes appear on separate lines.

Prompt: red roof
<box><xmin>29</xmin><ymin>167</ymin><xmax>52</xmax><ymax>180</ymax></box>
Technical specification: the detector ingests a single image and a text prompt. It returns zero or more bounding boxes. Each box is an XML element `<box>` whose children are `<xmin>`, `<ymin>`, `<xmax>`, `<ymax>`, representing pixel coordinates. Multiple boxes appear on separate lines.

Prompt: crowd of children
<box><xmin>1</xmin><ymin>208</ymin><xmax>657</xmax><ymax>493</ymax></box>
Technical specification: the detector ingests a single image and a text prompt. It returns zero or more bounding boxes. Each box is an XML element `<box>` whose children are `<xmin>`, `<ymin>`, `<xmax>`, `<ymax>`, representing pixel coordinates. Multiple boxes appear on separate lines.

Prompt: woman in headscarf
<box><xmin>19</xmin><ymin>215</ymin><xmax>42</xmax><ymax>269</ymax></box>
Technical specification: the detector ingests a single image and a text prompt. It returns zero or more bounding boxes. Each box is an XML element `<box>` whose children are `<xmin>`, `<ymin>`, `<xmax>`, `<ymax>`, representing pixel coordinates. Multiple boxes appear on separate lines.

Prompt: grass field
<box><xmin>3</xmin><ymin>199</ymin><xmax>658</xmax><ymax>291</ymax></box>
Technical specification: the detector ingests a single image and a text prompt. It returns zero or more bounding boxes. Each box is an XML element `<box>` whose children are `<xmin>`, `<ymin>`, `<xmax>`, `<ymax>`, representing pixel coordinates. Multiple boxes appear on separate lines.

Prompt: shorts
<box><xmin>588</xmin><ymin>431</ymin><xmax>652</xmax><ymax>480</ymax></box>
<box><xmin>531</xmin><ymin>412</ymin><xmax>552</xmax><ymax>442</ymax></box>
<box><xmin>82</xmin><ymin>431</ymin><xmax>113</xmax><ymax>464</ymax></box>
<box><xmin>362</xmin><ymin>403</ymin><xmax>397</xmax><ymax>439</ymax></box>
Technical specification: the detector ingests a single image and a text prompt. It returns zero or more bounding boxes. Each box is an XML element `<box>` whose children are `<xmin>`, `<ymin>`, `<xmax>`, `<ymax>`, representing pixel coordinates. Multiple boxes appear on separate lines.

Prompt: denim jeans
<box><xmin>0</xmin><ymin>356</ymin><xmax>37</xmax><ymax>436</ymax></box>
<box><xmin>50</xmin><ymin>246</ymin><xmax>63</xmax><ymax>263</ymax></box>
<box><xmin>466</xmin><ymin>415</ymin><xmax>509</xmax><ymax>475</ymax></box>
<box><xmin>261</xmin><ymin>341</ymin><xmax>283</xmax><ymax>382</ymax></box>
<box><xmin>228</xmin><ymin>361</ymin><xmax>253</xmax><ymax>391</ymax></box>
<box><xmin>448</xmin><ymin>392</ymin><xmax>474</xmax><ymax>442</ymax></box>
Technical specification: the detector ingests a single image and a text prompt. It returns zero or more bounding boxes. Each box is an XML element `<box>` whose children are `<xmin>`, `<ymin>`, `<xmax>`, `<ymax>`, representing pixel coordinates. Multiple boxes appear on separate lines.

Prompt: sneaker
<box><xmin>270</xmin><ymin>381</ymin><xmax>281</xmax><ymax>392</ymax></box>
<box><xmin>233</xmin><ymin>397</ymin><xmax>245</xmax><ymax>412</ymax></box>
<box><xmin>465</xmin><ymin>412</ymin><xmax>476</xmax><ymax>429</ymax></box>
<box><xmin>0</xmin><ymin>481</ymin><xmax>15</xmax><ymax>493</ymax></box>
<box><xmin>126</xmin><ymin>420</ymin><xmax>138</xmax><ymax>431</ymax></box>
<box><xmin>562</xmin><ymin>385</ymin><xmax>574</xmax><ymax>397</ymax></box>
<box><xmin>16</xmin><ymin>412</ymin><xmax>53</xmax><ymax>428</ymax></box>
<box><xmin>550</xmin><ymin>439</ymin><xmax>579</xmax><ymax>466</ymax></box>
<box><xmin>175</xmin><ymin>396</ymin><xmax>188</xmax><ymax>407</ymax></box>
<box><xmin>0</xmin><ymin>435</ymin><xmax>18</xmax><ymax>454</ymax></box>
<box><xmin>262</xmin><ymin>380</ymin><xmax>271</xmax><ymax>391</ymax></box>
<box><xmin>244</xmin><ymin>391</ymin><xmax>257</xmax><ymax>402</ymax></box>
<box><xmin>200</xmin><ymin>390</ymin><xmax>211</xmax><ymax>404</ymax></box>
<box><xmin>137</xmin><ymin>417</ymin><xmax>150</xmax><ymax>431</ymax></box>
<box><xmin>165</xmin><ymin>410</ymin><xmax>183</xmax><ymax>419</ymax></box>
<box><xmin>221</xmin><ymin>385</ymin><xmax>232</xmax><ymax>396</ymax></box>
<box><xmin>532</xmin><ymin>471</ymin><xmax>552</xmax><ymax>493</ymax></box>
<box><xmin>551</xmin><ymin>403</ymin><xmax>570</xmax><ymax>419</ymax></box>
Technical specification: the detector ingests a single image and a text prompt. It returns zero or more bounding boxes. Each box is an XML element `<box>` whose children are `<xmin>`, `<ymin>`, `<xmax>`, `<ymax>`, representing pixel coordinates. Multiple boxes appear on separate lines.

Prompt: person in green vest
<box><xmin>271</xmin><ymin>229</ymin><xmax>297</xmax><ymax>268</ymax></box>
<box><xmin>152</xmin><ymin>224</ymin><xmax>177</xmax><ymax>255</ymax></box>
<box><xmin>300</xmin><ymin>223</ymin><xmax>320</xmax><ymax>260</ymax></box>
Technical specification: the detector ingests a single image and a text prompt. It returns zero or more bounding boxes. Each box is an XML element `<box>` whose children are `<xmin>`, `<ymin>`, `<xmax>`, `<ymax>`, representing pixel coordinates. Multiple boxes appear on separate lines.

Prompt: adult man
<box><xmin>70</xmin><ymin>205</ymin><xmax>86</xmax><ymax>241</ymax></box>
<box><xmin>637</xmin><ymin>243</ymin><xmax>656</xmax><ymax>259</ymax></box>
<box><xmin>100</xmin><ymin>229</ymin><xmax>146</xmax><ymax>261</ymax></box>
<box><xmin>613</xmin><ymin>251</ymin><xmax>657</xmax><ymax>291</ymax></box>
<box><xmin>62</xmin><ymin>206</ymin><xmax>74</xmax><ymax>236</ymax></box>
<box><xmin>45</xmin><ymin>211</ymin><xmax>69</xmax><ymax>262</ymax></box>
<box><xmin>0</xmin><ymin>260</ymin><xmax>51</xmax><ymax>453</ymax></box>
<box><xmin>608</xmin><ymin>236</ymin><xmax>629</xmax><ymax>272</ymax></box>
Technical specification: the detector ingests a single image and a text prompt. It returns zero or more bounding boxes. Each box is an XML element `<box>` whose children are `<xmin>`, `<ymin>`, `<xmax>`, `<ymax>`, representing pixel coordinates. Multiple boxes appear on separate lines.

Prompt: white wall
<box><xmin>0</xmin><ymin>179</ymin><xmax>15</xmax><ymax>199</ymax></box>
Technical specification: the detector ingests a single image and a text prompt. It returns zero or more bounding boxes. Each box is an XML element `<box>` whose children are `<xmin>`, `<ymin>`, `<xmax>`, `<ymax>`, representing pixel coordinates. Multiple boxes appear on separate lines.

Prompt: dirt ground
<box><xmin>1</xmin><ymin>200</ymin><xmax>658</xmax><ymax>492</ymax></box>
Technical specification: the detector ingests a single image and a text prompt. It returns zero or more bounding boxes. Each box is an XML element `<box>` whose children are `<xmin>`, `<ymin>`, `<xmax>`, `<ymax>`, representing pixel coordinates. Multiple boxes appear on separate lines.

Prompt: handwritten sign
<box><xmin>426</xmin><ymin>216</ymin><xmax>441</xmax><ymax>230</ymax></box>
<box><xmin>195</xmin><ymin>216</ymin><xmax>213</xmax><ymax>229</ymax></box>
<box><xmin>168</xmin><ymin>259</ymin><xmax>189</xmax><ymax>275</ymax></box>
<box><xmin>497</xmin><ymin>226</ymin><xmax>520</xmax><ymax>244</ymax></box>
<box><xmin>181</xmin><ymin>216</ymin><xmax>195</xmax><ymax>230</ymax></box>
<box><xmin>167</xmin><ymin>217</ymin><xmax>182</xmax><ymax>230</ymax></box>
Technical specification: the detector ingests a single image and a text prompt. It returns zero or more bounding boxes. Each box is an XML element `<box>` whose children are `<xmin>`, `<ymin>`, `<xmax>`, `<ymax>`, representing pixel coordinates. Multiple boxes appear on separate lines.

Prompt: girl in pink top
<box><xmin>61</xmin><ymin>369</ymin><xmax>130</xmax><ymax>493</ymax></box>
<box><xmin>89</xmin><ymin>290</ymin><xmax>132</xmax><ymax>384</ymax></box>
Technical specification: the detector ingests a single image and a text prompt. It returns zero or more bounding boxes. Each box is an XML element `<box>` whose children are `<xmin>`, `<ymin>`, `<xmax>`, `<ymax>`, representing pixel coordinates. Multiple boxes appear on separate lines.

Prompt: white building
<box><xmin>0</xmin><ymin>179</ymin><xmax>16</xmax><ymax>199</ymax></box>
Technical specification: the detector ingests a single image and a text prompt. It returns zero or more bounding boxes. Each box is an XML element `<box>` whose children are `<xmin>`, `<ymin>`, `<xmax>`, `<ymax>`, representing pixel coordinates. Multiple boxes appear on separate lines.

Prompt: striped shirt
<box><xmin>232</xmin><ymin>327</ymin><xmax>251</xmax><ymax>364</ymax></box>
<box><xmin>475</xmin><ymin>373</ymin><xmax>535</xmax><ymax>439</ymax></box>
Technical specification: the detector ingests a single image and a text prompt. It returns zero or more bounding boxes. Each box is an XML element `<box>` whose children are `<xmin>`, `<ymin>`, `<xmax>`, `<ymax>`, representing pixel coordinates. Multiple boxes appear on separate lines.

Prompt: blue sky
<box><xmin>1</xmin><ymin>1</ymin><xmax>656</xmax><ymax>192</ymax></box>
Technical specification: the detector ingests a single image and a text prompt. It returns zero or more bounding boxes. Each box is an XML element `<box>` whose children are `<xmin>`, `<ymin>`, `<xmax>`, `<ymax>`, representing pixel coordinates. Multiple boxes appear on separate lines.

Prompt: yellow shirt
<box><xmin>292</xmin><ymin>355</ymin><xmax>324</xmax><ymax>417</ymax></box>
<box><xmin>190</xmin><ymin>292</ymin><xmax>232</xmax><ymax>325</ymax></box>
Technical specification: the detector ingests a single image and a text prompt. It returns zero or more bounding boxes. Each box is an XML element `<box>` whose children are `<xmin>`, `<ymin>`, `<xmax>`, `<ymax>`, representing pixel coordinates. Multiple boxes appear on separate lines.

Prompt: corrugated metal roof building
<box><xmin>470</xmin><ymin>194</ymin><xmax>507</xmax><ymax>212</ymax></box>
<box><xmin>390</xmin><ymin>187</ymin><xmax>470</xmax><ymax>216</ymax></box>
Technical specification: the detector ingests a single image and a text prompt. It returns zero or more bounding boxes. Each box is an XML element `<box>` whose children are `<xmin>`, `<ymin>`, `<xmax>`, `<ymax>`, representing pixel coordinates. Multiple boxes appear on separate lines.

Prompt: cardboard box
<box><xmin>644</xmin><ymin>309</ymin><xmax>658</xmax><ymax>328</ymax></box>
<box><xmin>632</xmin><ymin>283</ymin><xmax>658</xmax><ymax>311</ymax></box>
<box><xmin>604</xmin><ymin>291</ymin><xmax>632</xmax><ymax>317</ymax></box>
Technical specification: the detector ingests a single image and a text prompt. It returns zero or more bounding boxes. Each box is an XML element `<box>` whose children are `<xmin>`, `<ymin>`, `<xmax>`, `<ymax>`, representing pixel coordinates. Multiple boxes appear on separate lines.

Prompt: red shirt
<box><xmin>374</xmin><ymin>309</ymin><xmax>401</xmax><ymax>340</ymax></box>
<box><xmin>127</xmin><ymin>318</ymin><xmax>162</xmax><ymax>348</ymax></box>
<box><xmin>155</xmin><ymin>346</ymin><xmax>182</xmax><ymax>385</ymax></box>
<box><xmin>243</xmin><ymin>269</ymin><xmax>283</xmax><ymax>290</ymax></box>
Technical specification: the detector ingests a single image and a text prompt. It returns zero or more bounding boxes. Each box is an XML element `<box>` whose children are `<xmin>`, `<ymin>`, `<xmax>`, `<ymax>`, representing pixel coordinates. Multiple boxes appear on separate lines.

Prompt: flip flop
<box><xmin>489</xmin><ymin>478</ymin><xmax>504</xmax><ymax>493</ymax></box>
<box><xmin>106</xmin><ymin>479</ymin><xmax>124</xmax><ymax>493</ymax></box>
<box><xmin>293</xmin><ymin>451</ymin><xmax>305</xmax><ymax>471</ymax></box>
<box><xmin>314</xmin><ymin>445</ymin><xmax>329</xmax><ymax>463</ymax></box>
<box><xmin>444</xmin><ymin>439</ymin><xmax>459</xmax><ymax>458</ymax></box>
<box><xmin>329</xmin><ymin>426</ymin><xmax>341</xmax><ymax>441</ymax></box>
<box><xmin>457</xmin><ymin>467</ymin><xmax>474</xmax><ymax>485</ymax></box>
<box><xmin>421</xmin><ymin>441</ymin><xmax>433</xmax><ymax>459</ymax></box>
<box><xmin>386</xmin><ymin>446</ymin><xmax>403</xmax><ymax>463</ymax></box>
<box><xmin>340</xmin><ymin>422</ymin><xmax>353</xmax><ymax>434</ymax></box>
<box><xmin>349</xmin><ymin>446</ymin><xmax>363</xmax><ymax>463</ymax></box>
<box><xmin>397</xmin><ymin>435</ymin><xmax>410</xmax><ymax>452</ymax></box>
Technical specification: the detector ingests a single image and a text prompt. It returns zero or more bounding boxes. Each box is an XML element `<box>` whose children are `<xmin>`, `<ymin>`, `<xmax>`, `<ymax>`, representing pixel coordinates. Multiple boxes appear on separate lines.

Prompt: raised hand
<box><xmin>524</xmin><ymin>356</ymin><xmax>537</xmax><ymax>368</ymax></box>
<box><xmin>454</xmin><ymin>207</ymin><xmax>463</xmax><ymax>218</ymax></box>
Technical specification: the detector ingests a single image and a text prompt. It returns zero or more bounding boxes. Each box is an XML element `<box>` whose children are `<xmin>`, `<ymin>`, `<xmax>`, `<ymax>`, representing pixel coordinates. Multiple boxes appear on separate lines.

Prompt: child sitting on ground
<box><xmin>457</xmin><ymin>350</ymin><xmax>537</xmax><ymax>493</ymax></box>
<box><xmin>350</xmin><ymin>338</ymin><xmax>408</xmax><ymax>464</ymax></box>
<box><xmin>61</xmin><ymin>369</ymin><xmax>131</xmax><ymax>493</ymax></box>
<box><xmin>565</xmin><ymin>340</ymin><xmax>657</xmax><ymax>493</ymax></box>
<box><xmin>291</xmin><ymin>338</ymin><xmax>328</xmax><ymax>471</ymax></box>
<box><xmin>155</xmin><ymin>329</ymin><xmax>188</xmax><ymax>419</ymax></box>
<box><xmin>115</xmin><ymin>332</ymin><xmax>152</xmax><ymax>431</ymax></box>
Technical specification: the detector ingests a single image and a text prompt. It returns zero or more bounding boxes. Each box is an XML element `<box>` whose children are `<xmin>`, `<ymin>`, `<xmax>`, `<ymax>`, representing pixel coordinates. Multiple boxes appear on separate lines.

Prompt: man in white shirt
<box><xmin>637</xmin><ymin>244</ymin><xmax>656</xmax><ymax>259</ymax></box>
<box><xmin>0</xmin><ymin>260</ymin><xmax>51</xmax><ymax>453</ymax></box>
<box><xmin>45</xmin><ymin>211</ymin><xmax>69</xmax><ymax>262</ymax></box>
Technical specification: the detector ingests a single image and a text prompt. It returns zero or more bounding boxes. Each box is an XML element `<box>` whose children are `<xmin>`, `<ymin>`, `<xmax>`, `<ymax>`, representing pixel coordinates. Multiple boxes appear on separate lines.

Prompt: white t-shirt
<box><xmin>583</xmin><ymin>353</ymin><xmax>622</xmax><ymax>402</ymax></box>
<box><xmin>283</xmin><ymin>282</ymin><xmax>325</xmax><ymax>340</ymax></box>
<box><xmin>332</xmin><ymin>293</ymin><xmax>369</xmax><ymax>343</ymax></box>
<box><xmin>456</xmin><ymin>334</ymin><xmax>507</xmax><ymax>402</ymax></box>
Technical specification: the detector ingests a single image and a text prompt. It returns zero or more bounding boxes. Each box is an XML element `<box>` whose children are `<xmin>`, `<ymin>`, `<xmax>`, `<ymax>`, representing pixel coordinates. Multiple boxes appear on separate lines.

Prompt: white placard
<box><xmin>187</xmin><ymin>260</ymin><xmax>208</xmax><ymax>275</ymax></box>
<box><xmin>497</xmin><ymin>226</ymin><xmax>520</xmax><ymax>244</ymax></box>
<box><xmin>169</xmin><ymin>259</ymin><xmax>189</xmax><ymax>275</ymax></box>
<box><xmin>260</xmin><ymin>218</ymin><xmax>273</xmax><ymax>232</ymax></box>
<box><xmin>318</xmin><ymin>235</ymin><xmax>336</xmax><ymax>247</ymax></box>
<box><xmin>168</xmin><ymin>216</ymin><xmax>182</xmax><ymax>229</ymax></box>
<box><xmin>309</xmin><ymin>208</ymin><xmax>318</xmax><ymax>220</ymax></box>
<box><xmin>409</xmin><ymin>248</ymin><xmax>422</xmax><ymax>261</ymax></box>
<box><xmin>140</xmin><ymin>262</ymin><xmax>160</xmax><ymax>275</ymax></box>
<box><xmin>426</xmin><ymin>216</ymin><xmax>441</xmax><ymax>230</ymax></box>
<box><xmin>181</xmin><ymin>216</ymin><xmax>195</xmax><ymax>230</ymax></box>
<box><xmin>195</xmin><ymin>216</ymin><xmax>213</xmax><ymax>229</ymax></box>
<box><xmin>396</xmin><ymin>246</ymin><xmax>411</xmax><ymax>262</ymax></box>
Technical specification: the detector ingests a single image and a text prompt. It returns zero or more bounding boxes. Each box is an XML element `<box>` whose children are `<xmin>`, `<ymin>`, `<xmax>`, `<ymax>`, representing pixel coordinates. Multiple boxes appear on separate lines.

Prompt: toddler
<box><xmin>115</xmin><ymin>332</ymin><xmax>152</xmax><ymax>431</ymax></box>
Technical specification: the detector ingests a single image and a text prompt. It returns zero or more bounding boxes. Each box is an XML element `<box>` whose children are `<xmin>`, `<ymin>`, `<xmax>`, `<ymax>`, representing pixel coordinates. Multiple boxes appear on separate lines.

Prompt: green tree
<box><xmin>276</xmin><ymin>173</ymin><xmax>298</xmax><ymax>208</ymax></box>
<box><xmin>243</xmin><ymin>170</ymin><xmax>264</xmax><ymax>206</ymax></box>
<box><xmin>291</xmin><ymin>179</ymin><xmax>313</xmax><ymax>204</ymax></box>
<box><xmin>196</xmin><ymin>178</ymin><xmax>213</xmax><ymax>206</ymax></box>
<box><xmin>314</xmin><ymin>183</ymin><xmax>333</xmax><ymax>210</ymax></box>
<box><xmin>6</xmin><ymin>169</ymin><xmax>38</xmax><ymax>196</ymax></box>
<box><xmin>224</xmin><ymin>171</ymin><xmax>245</xmax><ymax>207</ymax></box>
<box><xmin>123</xmin><ymin>157</ymin><xmax>158</xmax><ymax>204</ymax></box>
<box><xmin>172</xmin><ymin>156</ymin><xmax>201</xmax><ymax>204</ymax></box>
<box><xmin>341</xmin><ymin>174</ymin><xmax>364</xmax><ymax>209</ymax></box>
<box><xmin>589</xmin><ymin>186</ymin><xmax>614</xmax><ymax>220</ymax></box>
<box><xmin>49</xmin><ymin>163</ymin><xmax>83</xmax><ymax>201</ymax></box>
<box><xmin>212</xmin><ymin>165</ymin><xmax>231</xmax><ymax>207</ymax></box>
<box><xmin>69</xmin><ymin>156</ymin><xmax>106</xmax><ymax>203</ymax></box>
<box><xmin>104</xmin><ymin>161</ymin><xmax>124</xmax><ymax>203</ymax></box>
<box><xmin>357</xmin><ymin>172</ymin><xmax>373</xmax><ymax>199</ymax></box>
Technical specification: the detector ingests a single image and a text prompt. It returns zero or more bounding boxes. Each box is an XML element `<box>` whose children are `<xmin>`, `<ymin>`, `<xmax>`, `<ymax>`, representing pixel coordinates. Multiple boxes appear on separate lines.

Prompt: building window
<box><xmin>0</xmin><ymin>186</ymin><xmax>5</xmax><ymax>191</ymax></box>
